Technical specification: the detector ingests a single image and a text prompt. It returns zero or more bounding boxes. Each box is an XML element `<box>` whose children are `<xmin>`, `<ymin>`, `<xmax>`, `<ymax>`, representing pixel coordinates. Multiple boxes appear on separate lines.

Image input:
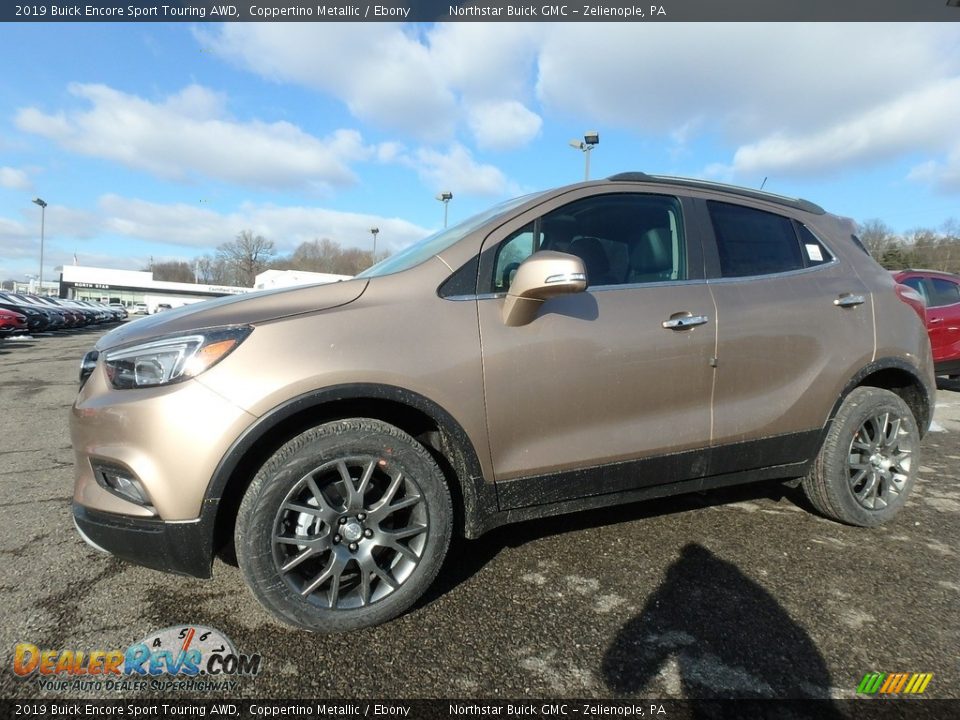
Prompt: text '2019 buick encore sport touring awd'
<box><xmin>71</xmin><ymin>173</ymin><xmax>935</xmax><ymax>632</ymax></box>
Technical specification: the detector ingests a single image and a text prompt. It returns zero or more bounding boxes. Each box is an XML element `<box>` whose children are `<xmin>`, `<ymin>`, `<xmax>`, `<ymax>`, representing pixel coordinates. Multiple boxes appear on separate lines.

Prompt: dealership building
<box><xmin>58</xmin><ymin>265</ymin><xmax>350</xmax><ymax>314</ymax></box>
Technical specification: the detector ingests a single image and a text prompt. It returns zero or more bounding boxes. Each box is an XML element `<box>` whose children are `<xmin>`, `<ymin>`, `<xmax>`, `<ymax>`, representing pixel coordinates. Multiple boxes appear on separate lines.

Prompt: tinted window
<box><xmin>796</xmin><ymin>224</ymin><xmax>834</xmax><ymax>267</ymax></box>
<box><xmin>492</xmin><ymin>193</ymin><xmax>685</xmax><ymax>292</ymax></box>
<box><xmin>708</xmin><ymin>202</ymin><xmax>804</xmax><ymax>277</ymax></box>
<box><xmin>928</xmin><ymin>278</ymin><xmax>960</xmax><ymax>307</ymax></box>
<box><xmin>901</xmin><ymin>277</ymin><xmax>929</xmax><ymax>304</ymax></box>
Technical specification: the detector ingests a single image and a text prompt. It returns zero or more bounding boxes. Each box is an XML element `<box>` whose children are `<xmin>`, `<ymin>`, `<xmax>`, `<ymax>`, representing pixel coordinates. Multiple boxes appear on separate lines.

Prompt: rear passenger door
<box><xmin>702</xmin><ymin>200</ymin><xmax>875</xmax><ymax>469</ymax></box>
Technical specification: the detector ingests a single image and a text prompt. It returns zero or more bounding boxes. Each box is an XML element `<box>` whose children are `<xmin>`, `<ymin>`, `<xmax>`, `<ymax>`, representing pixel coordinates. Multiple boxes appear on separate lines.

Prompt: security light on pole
<box><xmin>32</xmin><ymin>198</ymin><xmax>47</xmax><ymax>295</ymax></box>
<box><xmin>370</xmin><ymin>227</ymin><xmax>379</xmax><ymax>260</ymax></box>
<box><xmin>436</xmin><ymin>191</ymin><xmax>453</xmax><ymax>228</ymax></box>
<box><xmin>569</xmin><ymin>131</ymin><xmax>599</xmax><ymax>181</ymax></box>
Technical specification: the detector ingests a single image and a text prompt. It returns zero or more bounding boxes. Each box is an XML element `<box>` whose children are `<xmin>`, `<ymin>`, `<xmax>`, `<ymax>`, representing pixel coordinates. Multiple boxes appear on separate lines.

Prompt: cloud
<box><xmin>199</xmin><ymin>23</ymin><xmax>545</xmax><ymax>151</ymax></box>
<box><xmin>721</xmin><ymin>77</ymin><xmax>960</xmax><ymax>178</ymax></box>
<box><xmin>97</xmin><ymin>195</ymin><xmax>432</xmax><ymax>254</ymax></box>
<box><xmin>468</xmin><ymin>101</ymin><xmax>542</xmax><ymax>151</ymax></box>
<box><xmin>199</xmin><ymin>24</ymin><xmax>457</xmax><ymax>140</ymax></box>
<box><xmin>14</xmin><ymin>83</ymin><xmax>377</xmax><ymax>190</ymax></box>
<box><xmin>0</xmin><ymin>167</ymin><xmax>31</xmax><ymax>191</ymax></box>
<box><xmin>534</xmin><ymin>23</ymin><xmax>960</xmax><ymax>182</ymax></box>
<box><xmin>402</xmin><ymin>144</ymin><xmax>511</xmax><ymax>196</ymax></box>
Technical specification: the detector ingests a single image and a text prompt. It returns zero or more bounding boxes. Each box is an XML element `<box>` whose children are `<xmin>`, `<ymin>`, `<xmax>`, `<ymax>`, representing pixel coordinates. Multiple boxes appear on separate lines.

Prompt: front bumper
<box><xmin>73</xmin><ymin>503</ymin><xmax>218</xmax><ymax>579</ymax></box>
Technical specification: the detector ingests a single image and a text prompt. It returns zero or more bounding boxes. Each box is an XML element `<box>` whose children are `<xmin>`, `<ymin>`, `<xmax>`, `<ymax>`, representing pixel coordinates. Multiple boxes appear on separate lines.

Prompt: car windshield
<box><xmin>356</xmin><ymin>192</ymin><xmax>542</xmax><ymax>279</ymax></box>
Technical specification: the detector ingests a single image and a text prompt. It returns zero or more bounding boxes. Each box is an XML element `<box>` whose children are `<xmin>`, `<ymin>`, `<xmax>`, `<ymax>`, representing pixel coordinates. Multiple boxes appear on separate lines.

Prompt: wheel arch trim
<box><xmin>203</xmin><ymin>383</ymin><xmax>494</xmax><ymax>547</ymax></box>
<box><xmin>826</xmin><ymin>356</ymin><xmax>934</xmax><ymax>437</ymax></box>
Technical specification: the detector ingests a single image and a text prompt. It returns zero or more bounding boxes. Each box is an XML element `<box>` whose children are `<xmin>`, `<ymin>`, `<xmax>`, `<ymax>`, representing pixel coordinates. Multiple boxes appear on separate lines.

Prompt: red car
<box><xmin>0</xmin><ymin>307</ymin><xmax>27</xmax><ymax>336</ymax></box>
<box><xmin>892</xmin><ymin>269</ymin><xmax>960</xmax><ymax>378</ymax></box>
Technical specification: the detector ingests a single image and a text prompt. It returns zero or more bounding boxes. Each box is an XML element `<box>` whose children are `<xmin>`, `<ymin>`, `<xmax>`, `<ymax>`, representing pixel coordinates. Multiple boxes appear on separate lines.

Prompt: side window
<box><xmin>795</xmin><ymin>224</ymin><xmax>834</xmax><ymax>267</ymax></box>
<box><xmin>900</xmin><ymin>277</ymin><xmax>929</xmax><ymax>305</ymax></box>
<box><xmin>493</xmin><ymin>224</ymin><xmax>539</xmax><ymax>292</ymax></box>
<box><xmin>491</xmin><ymin>193</ymin><xmax>685</xmax><ymax>292</ymax></box>
<box><xmin>928</xmin><ymin>278</ymin><xmax>960</xmax><ymax>308</ymax></box>
<box><xmin>708</xmin><ymin>201</ymin><xmax>805</xmax><ymax>277</ymax></box>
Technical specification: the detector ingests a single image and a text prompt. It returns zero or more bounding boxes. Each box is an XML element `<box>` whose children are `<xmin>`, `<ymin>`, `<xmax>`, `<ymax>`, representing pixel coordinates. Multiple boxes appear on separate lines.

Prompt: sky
<box><xmin>1</xmin><ymin>21</ymin><xmax>959</xmax><ymax>285</ymax></box>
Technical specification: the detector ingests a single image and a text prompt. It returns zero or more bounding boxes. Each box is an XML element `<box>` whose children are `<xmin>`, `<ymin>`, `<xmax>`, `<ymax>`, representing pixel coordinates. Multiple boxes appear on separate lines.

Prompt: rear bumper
<box><xmin>72</xmin><ymin>503</ymin><xmax>217</xmax><ymax>579</ymax></box>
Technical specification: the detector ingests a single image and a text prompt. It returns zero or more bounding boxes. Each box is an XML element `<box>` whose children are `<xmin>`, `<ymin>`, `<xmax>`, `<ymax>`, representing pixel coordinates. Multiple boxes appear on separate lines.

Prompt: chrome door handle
<box><xmin>662</xmin><ymin>314</ymin><xmax>709</xmax><ymax>329</ymax></box>
<box><xmin>929</xmin><ymin>317</ymin><xmax>943</xmax><ymax>324</ymax></box>
<box><xmin>834</xmin><ymin>294</ymin><xmax>866</xmax><ymax>308</ymax></box>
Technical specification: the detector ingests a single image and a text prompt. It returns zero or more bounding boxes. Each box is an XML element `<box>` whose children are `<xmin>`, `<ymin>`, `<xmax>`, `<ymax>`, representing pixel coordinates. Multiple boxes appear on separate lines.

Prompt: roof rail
<box><xmin>606</xmin><ymin>172</ymin><xmax>826</xmax><ymax>215</ymax></box>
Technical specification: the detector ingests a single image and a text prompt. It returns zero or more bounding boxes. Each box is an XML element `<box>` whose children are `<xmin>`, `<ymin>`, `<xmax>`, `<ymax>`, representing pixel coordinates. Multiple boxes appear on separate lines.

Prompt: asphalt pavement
<box><xmin>1</xmin><ymin>328</ymin><xmax>958</xmax><ymax>701</ymax></box>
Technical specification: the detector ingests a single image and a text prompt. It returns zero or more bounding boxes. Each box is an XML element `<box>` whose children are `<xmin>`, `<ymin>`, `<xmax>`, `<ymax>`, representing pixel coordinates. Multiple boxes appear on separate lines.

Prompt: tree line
<box><xmin>147</xmin><ymin>231</ymin><xmax>385</xmax><ymax>286</ymax></box>
<box><xmin>857</xmin><ymin>219</ymin><xmax>960</xmax><ymax>274</ymax></box>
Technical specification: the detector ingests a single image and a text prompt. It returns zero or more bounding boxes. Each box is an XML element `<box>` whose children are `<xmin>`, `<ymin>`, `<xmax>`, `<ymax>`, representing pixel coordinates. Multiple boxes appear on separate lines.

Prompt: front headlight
<box><xmin>103</xmin><ymin>326</ymin><xmax>252</xmax><ymax>389</ymax></box>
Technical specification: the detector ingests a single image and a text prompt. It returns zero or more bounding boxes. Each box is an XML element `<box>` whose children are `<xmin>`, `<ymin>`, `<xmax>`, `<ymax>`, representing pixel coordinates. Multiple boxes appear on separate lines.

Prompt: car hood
<box><xmin>95</xmin><ymin>278</ymin><xmax>369</xmax><ymax>351</ymax></box>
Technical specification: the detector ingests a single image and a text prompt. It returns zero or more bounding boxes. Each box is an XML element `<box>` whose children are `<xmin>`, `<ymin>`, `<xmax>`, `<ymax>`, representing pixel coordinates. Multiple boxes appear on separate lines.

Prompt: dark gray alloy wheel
<box><xmin>236</xmin><ymin>418</ymin><xmax>452</xmax><ymax>632</ymax></box>
<box><xmin>802</xmin><ymin>387</ymin><xmax>920</xmax><ymax>527</ymax></box>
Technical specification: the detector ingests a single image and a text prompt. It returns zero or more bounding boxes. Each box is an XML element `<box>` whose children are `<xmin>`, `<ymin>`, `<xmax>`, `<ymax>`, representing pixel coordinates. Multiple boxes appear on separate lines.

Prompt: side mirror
<box><xmin>502</xmin><ymin>251</ymin><xmax>587</xmax><ymax>327</ymax></box>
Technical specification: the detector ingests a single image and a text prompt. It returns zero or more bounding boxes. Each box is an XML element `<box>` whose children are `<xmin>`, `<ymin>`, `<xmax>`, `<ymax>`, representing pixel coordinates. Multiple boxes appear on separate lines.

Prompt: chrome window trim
<box><xmin>708</xmin><ymin>256</ymin><xmax>840</xmax><ymax>284</ymax></box>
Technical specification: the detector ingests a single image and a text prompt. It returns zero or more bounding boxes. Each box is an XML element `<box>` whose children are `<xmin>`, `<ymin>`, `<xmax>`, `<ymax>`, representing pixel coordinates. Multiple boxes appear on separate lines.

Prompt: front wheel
<box><xmin>802</xmin><ymin>387</ymin><xmax>920</xmax><ymax>527</ymax></box>
<box><xmin>235</xmin><ymin>418</ymin><xmax>453</xmax><ymax>632</ymax></box>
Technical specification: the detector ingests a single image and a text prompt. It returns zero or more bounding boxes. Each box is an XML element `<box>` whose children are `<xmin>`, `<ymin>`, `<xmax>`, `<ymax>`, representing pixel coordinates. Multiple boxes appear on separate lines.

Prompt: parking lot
<box><xmin>1</xmin><ymin>328</ymin><xmax>958</xmax><ymax>701</ymax></box>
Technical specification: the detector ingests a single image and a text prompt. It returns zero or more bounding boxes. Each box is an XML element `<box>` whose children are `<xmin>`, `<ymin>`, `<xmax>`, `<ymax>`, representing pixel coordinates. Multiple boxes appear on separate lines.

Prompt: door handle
<box><xmin>929</xmin><ymin>317</ymin><xmax>943</xmax><ymax>324</ymax></box>
<box><xmin>834</xmin><ymin>294</ymin><xmax>866</xmax><ymax>308</ymax></box>
<box><xmin>662</xmin><ymin>314</ymin><xmax>709</xmax><ymax>330</ymax></box>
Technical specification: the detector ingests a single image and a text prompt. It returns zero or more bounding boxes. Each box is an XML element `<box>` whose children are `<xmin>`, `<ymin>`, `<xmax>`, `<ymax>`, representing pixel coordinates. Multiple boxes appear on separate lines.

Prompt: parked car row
<box><xmin>0</xmin><ymin>292</ymin><xmax>127</xmax><ymax>337</ymax></box>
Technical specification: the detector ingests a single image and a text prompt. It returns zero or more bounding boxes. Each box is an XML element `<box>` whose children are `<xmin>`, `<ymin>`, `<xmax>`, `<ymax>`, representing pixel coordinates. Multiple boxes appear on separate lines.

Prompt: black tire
<box><xmin>235</xmin><ymin>418</ymin><xmax>452</xmax><ymax>632</ymax></box>
<box><xmin>802</xmin><ymin>387</ymin><xmax>919</xmax><ymax>527</ymax></box>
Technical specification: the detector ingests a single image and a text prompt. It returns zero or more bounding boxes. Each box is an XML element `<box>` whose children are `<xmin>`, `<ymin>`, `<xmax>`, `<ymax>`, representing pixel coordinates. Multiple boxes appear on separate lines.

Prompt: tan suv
<box><xmin>71</xmin><ymin>173</ymin><xmax>935</xmax><ymax>632</ymax></box>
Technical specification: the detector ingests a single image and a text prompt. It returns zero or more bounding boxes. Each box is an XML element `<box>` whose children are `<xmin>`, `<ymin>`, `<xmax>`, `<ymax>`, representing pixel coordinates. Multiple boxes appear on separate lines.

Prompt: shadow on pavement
<box><xmin>601</xmin><ymin>543</ymin><xmax>843</xmax><ymax>714</ymax></box>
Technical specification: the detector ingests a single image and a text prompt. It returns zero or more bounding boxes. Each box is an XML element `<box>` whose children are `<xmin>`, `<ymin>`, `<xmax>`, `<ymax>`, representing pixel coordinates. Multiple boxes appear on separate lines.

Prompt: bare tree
<box><xmin>216</xmin><ymin>230</ymin><xmax>276</xmax><ymax>287</ymax></box>
<box><xmin>857</xmin><ymin>219</ymin><xmax>896</xmax><ymax>258</ymax></box>
<box><xmin>147</xmin><ymin>260</ymin><xmax>195</xmax><ymax>283</ymax></box>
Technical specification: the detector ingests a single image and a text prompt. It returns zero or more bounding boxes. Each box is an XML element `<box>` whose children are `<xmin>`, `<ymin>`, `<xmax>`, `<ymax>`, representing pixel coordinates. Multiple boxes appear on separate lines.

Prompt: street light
<box><xmin>32</xmin><ymin>197</ymin><xmax>47</xmax><ymax>295</ymax></box>
<box><xmin>436</xmin><ymin>191</ymin><xmax>453</xmax><ymax>228</ymax></box>
<box><xmin>568</xmin><ymin>131</ymin><xmax>599</xmax><ymax>181</ymax></box>
<box><xmin>370</xmin><ymin>227</ymin><xmax>379</xmax><ymax>260</ymax></box>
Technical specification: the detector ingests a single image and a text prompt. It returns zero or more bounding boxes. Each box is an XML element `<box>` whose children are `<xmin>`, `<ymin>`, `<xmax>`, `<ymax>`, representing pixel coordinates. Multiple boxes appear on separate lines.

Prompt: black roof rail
<box><xmin>606</xmin><ymin>172</ymin><xmax>826</xmax><ymax>215</ymax></box>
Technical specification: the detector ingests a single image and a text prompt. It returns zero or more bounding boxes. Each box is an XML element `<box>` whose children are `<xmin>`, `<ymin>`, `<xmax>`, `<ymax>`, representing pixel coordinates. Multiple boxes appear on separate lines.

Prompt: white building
<box><xmin>253</xmin><ymin>269</ymin><xmax>352</xmax><ymax>290</ymax></box>
<box><xmin>58</xmin><ymin>266</ymin><xmax>353</xmax><ymax>314</ymax></box>
<box><xmin>59</xmin><ymin>266</ymin><xmax>249</xmax><ymax>313</ymax></box>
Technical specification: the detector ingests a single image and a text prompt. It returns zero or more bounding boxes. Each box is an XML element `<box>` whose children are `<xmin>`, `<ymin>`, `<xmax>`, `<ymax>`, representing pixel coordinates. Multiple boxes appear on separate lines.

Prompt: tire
<box><xmin>802</xmin><ymin>387</ymin><xmax>919</xmax><ymax>527</ymax></box>
<box><xmin>235</xmin><ymin>418</ymin><xmax>453</xmax><ymax>632</ymax></box>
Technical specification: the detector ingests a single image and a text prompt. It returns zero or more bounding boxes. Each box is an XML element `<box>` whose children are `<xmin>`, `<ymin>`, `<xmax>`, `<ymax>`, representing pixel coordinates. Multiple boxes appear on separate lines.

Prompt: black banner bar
<box><xmin>2</xmin><ymin>699</ymin><xmax>959</xmax><ymax>720</ymax></box>
<box><xmin>3</xmin><ymin>0</ymin><xmax>960</xmax><ymax>23</ymax></box>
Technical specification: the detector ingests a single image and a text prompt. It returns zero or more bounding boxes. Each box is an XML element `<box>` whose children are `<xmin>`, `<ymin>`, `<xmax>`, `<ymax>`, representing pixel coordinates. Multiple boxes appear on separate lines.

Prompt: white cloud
<box><xmin>908</xmin><ymin>147</ymin><xmax>960</xmax><ymax>194</ymax></box>
<box><xmin>723</xmin><ymin>78</ymin><xmax>960</xmax><ymax>178</ymax></box>
<box><xmin>98</xmin><ymin>195</ymin><xmax>432</xmax><ymax>254</ymax></box>
<box><xmin>198</xmin><ymin>24</ymin><xmax>457</xmax><ymax>140</ymax></box>
<box><xmin>200</xmin><ymin>23</ymin><xmax>545</xmax><ymax>152</ymax></box>
<box><xmin>468</xmin><ymin>101</ymin><xmax>542</xmax><ymax>151</ymax></box>
<box><xmin>0</xmin><ymin>167</ymin><xmax>31</xmax><ymax>191</ymax></box>
<box><xmin>403</xmin><ymin>144</ymin><xmax>511</xmax><ymax>196</ymax></box>
<box><xmin>533</xmin><ymin>23</ymin><xmax>960</xmax><ymax>183</ymax></box>
<box><xmin>14</xmin><ymin>83</ymin><xmax>376</xmax><ymax>190</ymax></box>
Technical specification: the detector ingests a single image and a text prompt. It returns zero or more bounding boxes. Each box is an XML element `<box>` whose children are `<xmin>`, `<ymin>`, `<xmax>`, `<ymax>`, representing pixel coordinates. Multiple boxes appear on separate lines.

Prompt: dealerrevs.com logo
<box><xmin>857</xmin><ymin>672</ymin><xmax>933</xmax><ymax>695</ymax></box>
<box><xmin>13</xmin><ymin>625</ymin><xmax>262</xmax><ymax>693</ymax></box>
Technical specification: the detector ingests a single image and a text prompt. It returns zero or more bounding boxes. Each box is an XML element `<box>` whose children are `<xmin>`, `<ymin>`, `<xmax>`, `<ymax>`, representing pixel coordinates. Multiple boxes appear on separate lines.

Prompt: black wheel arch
<box><xmin>203</xmin><ymin>384</ymin><xmax>496</xmax><ymax>566</ymax></box>
<box><xmin>826</xmin><ymin>357</ymin><xmax>934</xmax><ymax>439</ymax></box>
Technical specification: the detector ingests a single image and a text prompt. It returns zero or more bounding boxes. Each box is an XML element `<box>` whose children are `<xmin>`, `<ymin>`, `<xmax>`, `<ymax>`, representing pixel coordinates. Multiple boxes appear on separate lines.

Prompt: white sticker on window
<box><xmin>805</xmin><ymin>243</ymin><xmax>823</xmax><ymax>262</ymax></box>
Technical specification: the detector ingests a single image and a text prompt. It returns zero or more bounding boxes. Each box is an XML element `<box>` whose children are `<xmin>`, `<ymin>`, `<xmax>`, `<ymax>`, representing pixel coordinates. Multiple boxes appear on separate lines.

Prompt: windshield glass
<box><xmin>356</xmin><ymin>192</ymin><xmax>541</xmax><ymax>279</ymax></box>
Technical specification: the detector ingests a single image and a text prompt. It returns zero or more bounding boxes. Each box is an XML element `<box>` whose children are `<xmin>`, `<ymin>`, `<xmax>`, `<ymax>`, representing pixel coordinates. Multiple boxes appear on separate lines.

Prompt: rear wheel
<box><xmin>235</xmin><ymin>418</ymin><xmax>452</xmax><ymax>632</ymax></box>
<box><xmin>802</xmin><ymin>387</ymin><xmax>919</xmax><ymax>527</ymax></box>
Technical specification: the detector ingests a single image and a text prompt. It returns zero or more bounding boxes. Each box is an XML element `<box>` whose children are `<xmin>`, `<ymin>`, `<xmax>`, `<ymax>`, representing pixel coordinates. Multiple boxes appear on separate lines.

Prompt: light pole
<box><xmin>369</xmin><ymin>227</ymin><xmax>379</xmax><ymax>260</ymax></box>
<box><xmin>436</xmin><ymin>191</ymin><xmax>453</xmax><ymax>228</ymax></box>
<box><xmin>568</xmin><ymin>131</ymin><xmax>599</xmax><ymax>181</ymax></box>
<box><xmin>33</xmin><ymin>198</ymin><xmax>47</xmax><ymax>295</ymax></box>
